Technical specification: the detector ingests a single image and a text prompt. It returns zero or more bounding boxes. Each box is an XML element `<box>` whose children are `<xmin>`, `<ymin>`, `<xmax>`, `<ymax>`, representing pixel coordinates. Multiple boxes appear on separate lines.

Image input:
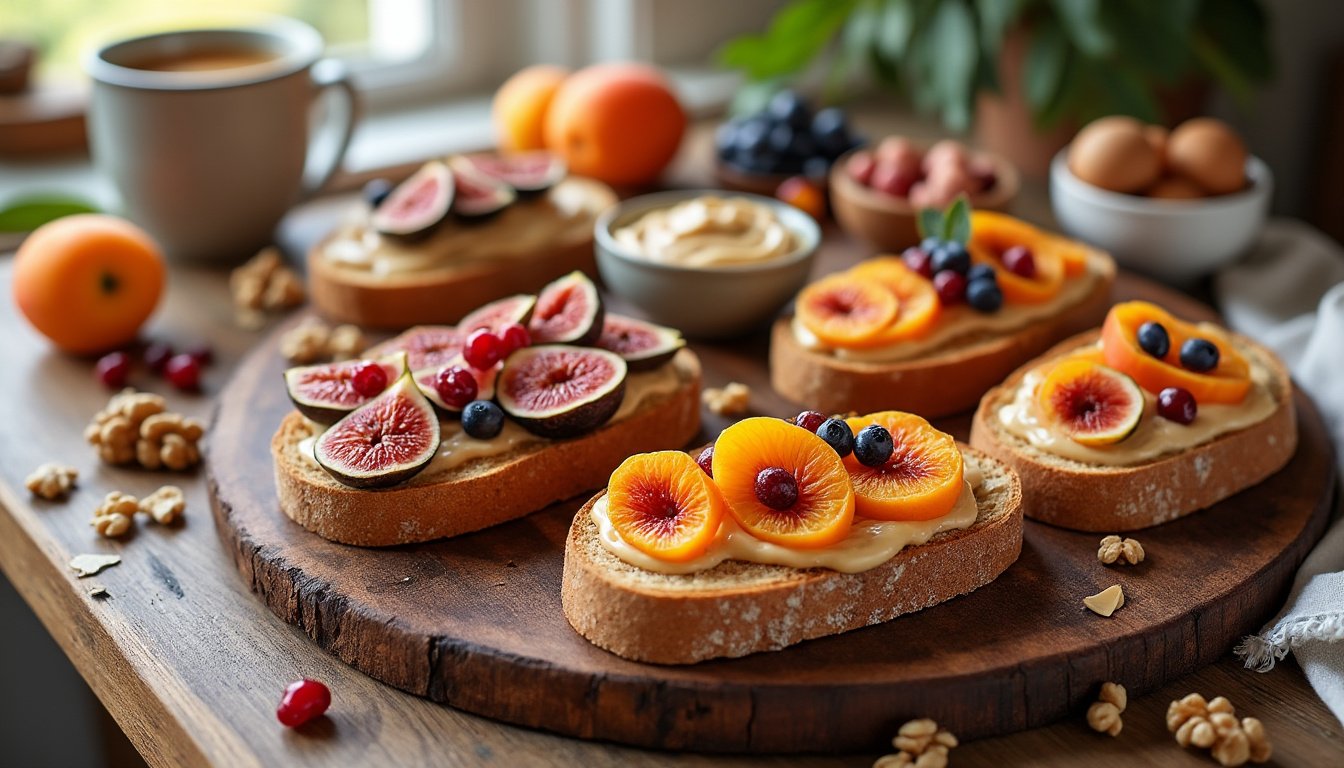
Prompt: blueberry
<box><xmin>966</xmin><ymin>263</ymin><xmax>997</xmax><ymax>284</ymax></box>
<box><xmin>930</xmin><ymin>242</ymin><xmax>971</xmax><ymax>275</ymax></box>
<box><xmin>816</xmin><ymin>417</ymin><xmax>855</xmax><ymax>458</ymax></box>
<box><xmin>1136</xmin><ymin>321</ymin><xmax>1170</xmax><ymax>359</ymax></box>
<box><xmin>734</xmin><ymin>118</ymin><xmax>769</xmax><ymax>154</ymax></box>
<box><xmin>920</xmin><ymin>236</ymin><xmax>943</xmax><ymax>253</ymax></box>
<box><xmin>802</xmin><ymin>156</ymin><xmax>831</xmax><ymax>180</ymax></box>
<box><xmin>767</xmin><ymin>123</ymin><xmax>798</xmax><ymax>155</ymax></box>
<box><xmin>966</xmin><ymin>279</ymin><xmax>1004</xmax><ymax>313</ymax></box>
<box><xmin>461</xmin><ymin>400</ymin><xmax>505</xmax><ymax>439</ymax></box>
<box><xmin>363</xmin><ymin>178</ymin><xmax>393</xmax><ymax>208</ymax></box>
<box><xmin>768</xmin><ymin>90</ymin><xmax>812</xmax><ymax>128</ymax></box>
<box><xmin>714</xmin><ymin>120</ymin><xmax>739</xmax><ymax>158</ymax></box>
<box><xmin>811</xmin><ymin>107</ymin><xmax>852</xmax><ymax>155</ymax></box>
<box><xmin>1180</xmin><ymin>338</ymin><xmax>1220</xmax><ymax>372</ymax></box>
<box><xmin>853</xmin><ymin>424</ymin><xmax>894</xmax><ymax>467</ymax></box>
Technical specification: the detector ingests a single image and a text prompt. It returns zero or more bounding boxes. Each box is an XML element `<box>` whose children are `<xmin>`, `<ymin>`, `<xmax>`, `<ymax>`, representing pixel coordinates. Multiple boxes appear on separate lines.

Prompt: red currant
<box><xmin>276</xmin><ymin>679</ymin><xmax>331</xmax><ymax>728</ymax></box>
<box><xmin>793</xmin><ymin>410</ymin><xmax>826</xmax><ymax>433</ymax></box>
<box><xmin>1002</xmin><ymin>245</ymin><xmax>1036</xmax><ymax>278</ymax></box>
<box><xmin>351</xmin><ymin>362</ymin><xmax>388</xmax><ymax>397</ymax></box>
<box><xmin>696</xmin><ymin>445</ymin><xmax>715</xmax><ymax>477</ymax></box>
<box><xmin>499</xmin><ymin>323</ymin><xmax>531</xmax><ymax>357</ymax></box>
<box><xmin>95</xmin><ymin>352</ymin><xmax>131</xmax><ymax>389</ymax></box>
<box><xmin>164</xmin><ymin>354</ymin><xmax>201</xmax><ymax>391</ymax></box>
<box><xmin>754</xmin><ymin>466</ymin><xmax>799</xmax><ymax>510</ymax></box>
<box><xmin>434</xmin><ymin>365</ymin><xmax>478</xmax><ymax>409</ymax></box>
<box><xmin>143</xmin><ymin>342</ymin><xmax>174</xmax><ymax>374</ymax></box>
<box><xmin>901</xmin><ymin>247</ymin><xmax>933</xmax><ymax>278</ymax></box>
<box><xmin>462</xmin><ymin>328</ymin><xmax>503</xmax><ymax>370</ymax></box>
<box><xmin>187</xmin><ymin>343</ymin><xmax>214</xmax><ymax>366</ymax></box>
<box><xmin>1157</xmin><ymin>387</ymin><xmax>1198</xmax><ymax>425</ymax></box>
<box><xmin>933</xmin><ymin>270</ymin><xmax>967</xmax><ymax>305</ymax></box>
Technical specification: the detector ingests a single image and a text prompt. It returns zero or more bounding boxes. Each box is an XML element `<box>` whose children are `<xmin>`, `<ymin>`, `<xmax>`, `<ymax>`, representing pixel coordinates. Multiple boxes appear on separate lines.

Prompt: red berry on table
<box><xmin>143</xmin><ymin>342</ymin><xmax>174</xmax><ymax>374</ymax></box>
<box><xmin>776</xmin><ymin>176</ymin><xmax>825</xmax><ymax>221</ymax></box>
<box><xmin>1002</xmin><ymin>245</ymin><xmax>1036</xmax><ymax>278</ymax></box>
<box><xmin>434</xmin><ymin>365</ymin><xmax>478</xmax><ymax>410</ymax></box>
<box><xmin>186</xmin><ymin>343</ymin><xmax>214</xmax><ymax>366</ymax></box>
<box><xmin>351</xmin><ymin>361</ymin><xmax>388</xmax><ymax>397</ymax></box>
<box><xmin>499</xmin><ymin>323</ymin><xmax>531</xmax><ymax>357</ymax></box>
<box><xmin>95</xmin><ymin>351</ymin><xmax>131</xmax><ymax>389</ymax></box>
<box><xmin>696</xmin><ymin>445</ymin><xmax>715</xmax><ymax>477</ymax></box>
<box><xmin>164</xmin><ymin>353</ymin><xmax>201</xmax><ymax>391</ymax></box>
<box><xmin>462</xmin><ymin>328</ymin><xmax>503</xmax><ymax>371</ymax></box>
<box><xmin>901</xmin><ymin>247</ymin><xmax>933</xmax><ymax>278</ymax></box>
<box><xmin>277</xmin><ymin>679</ymin><xmax>331</xmax><ymax>728</ymax></box>
<box><xmin>933</xmin><ymin>270</ymin><xmax>967</xmax><ymax>305</ymax></box>
<box><xmin>1157</xmin><ymin>387</ymin><xmax>1198</xmax><ymax>425</ymax></box>
<box><xmin>846</xmin><ymin>152</ymin><xmax>876</xmax><ymax>185</ymax></box>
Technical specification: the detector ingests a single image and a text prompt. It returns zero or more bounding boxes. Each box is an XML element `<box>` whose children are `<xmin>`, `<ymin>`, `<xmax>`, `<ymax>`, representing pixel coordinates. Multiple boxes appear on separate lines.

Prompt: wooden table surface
<box><xmin>1</xmin><ymin>119</ymin><xmax>1342</xmax><ymax>767</ymax></box>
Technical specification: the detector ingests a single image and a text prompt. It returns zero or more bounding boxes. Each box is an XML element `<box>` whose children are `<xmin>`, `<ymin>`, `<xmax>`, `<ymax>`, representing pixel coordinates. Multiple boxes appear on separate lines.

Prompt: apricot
<box><xmin>13</xmin><ymin>214</ymin><xmax>165</xmax><ymax>354</ymax></box>
<box><xmin>493</xmin><ymin>65</ymin><xmax>570</xmax><ymax>152</ymax></box>
<box><xmin>843</xmin><ymin>412</ymin><xmax>964</xmax><ymax>521</ymax></box>
<box><xmin>968</xmin><ymin>211</ymin><xmax>1066</xmax><ymax>303</ymax></box>
<box><xmin>1100</xmin><ymin>301</ymin><xmax>1251</xmax><ymax>404</ymax></box>
<box><xmin>796</xmin><ymin>273</ymin><xmax>899</xmax><ymax>348</ymax></box>
<box><xmin>848</xmin><ymin>258</ymin><xmax>941</xmax><ymax>341</ymax></box>
<box><xmin>607</xmin><ymin>451</ymin><xmax>726</xmax><ymax>562</ymax></box>
<box><xmin>544</xmin><ymin>63</ymin><xmax>686</xmax><ymax>186</ymax></box>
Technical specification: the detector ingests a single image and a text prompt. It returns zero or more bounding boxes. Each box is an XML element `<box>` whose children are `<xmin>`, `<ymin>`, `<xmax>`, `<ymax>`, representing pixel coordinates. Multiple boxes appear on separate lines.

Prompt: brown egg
<box><xmin>1068</xmin><ymin>116</ymin><xmax>1162</xmax><ymax>193</ymax></box>
<box><xmin>1145</xmin><ymin>175</ymin><xmax>1205</xmax><ymax>200</ymax></box>
<box><xmin>1167</xmin><ymin>118</ymin><xmax>1247</xmax><ymax>195</ymax></box>
<box><xmin>1144</xmin><ymin>124</ymin><xmax>1169</xmax><ymax>170</ymax></box>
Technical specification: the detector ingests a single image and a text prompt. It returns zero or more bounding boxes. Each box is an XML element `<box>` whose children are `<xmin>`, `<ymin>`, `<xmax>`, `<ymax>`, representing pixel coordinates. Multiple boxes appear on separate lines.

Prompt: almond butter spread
<box><xmin>612</xmin><ymin>195</ymin><xmax>797</xmax><ymax>267</ymax></box>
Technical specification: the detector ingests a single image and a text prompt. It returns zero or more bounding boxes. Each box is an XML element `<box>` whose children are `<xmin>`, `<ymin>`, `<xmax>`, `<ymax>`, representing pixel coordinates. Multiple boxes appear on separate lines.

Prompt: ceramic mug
<box><xmin>85</xmin><ymin>17</ymin><xmax>359</xmax><ymax>263</ymax></box>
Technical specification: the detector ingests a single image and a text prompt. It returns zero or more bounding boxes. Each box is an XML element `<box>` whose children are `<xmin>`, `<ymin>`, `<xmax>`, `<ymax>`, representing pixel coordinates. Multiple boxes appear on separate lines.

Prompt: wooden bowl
<box><xmin>712</xmin><ymin>159</ymin><xmax>802</xmax><ymax>197</ymax></box>
<box><xmin>829</xmin><ymin>144</ymin><xmax>1020</xmax><ymax>254</ymax></box>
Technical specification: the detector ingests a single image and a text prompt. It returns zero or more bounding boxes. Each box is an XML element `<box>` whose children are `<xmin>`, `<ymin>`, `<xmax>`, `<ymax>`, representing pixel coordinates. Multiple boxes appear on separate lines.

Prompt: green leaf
<box><xmin>943</xmin><ymin>196</ymin><xmax>971</xmax><ymax>244</ymax></box>
<box><xmin>917</xmin><ymin>208</ymin><xmax>944</xmax><ymax>240</ymax></box>
<box><xmin>1088</xmin><ymin>65</ymin><xmax>1162</xmax><ymax>123</ymax></box>
<box><xmin>875</xmin><ymin>0</ymin><xmax>916</xmax><ymax>61</ymax></box>
<box><xmin>1049</xmin><ymin>0</ymin><xmax>1112</xmax><ymax>57</ymax></box>
<box><xmin>729</xmin><ymin>80</ymin><xmax>782</xmax><ymax>117</ymax></box>
<box><xmin>974</xmin><ymin>0</ymin><xmax>1024</xmax><ymax>55</ymax></box>
<box><xmin>1106</xmin><ymin>0</ymin><xmax>1191</xmax><ymax>82</ymax></box>
<box><xmin>0</xmin><ymin>196</ymin><xmax>99</xmax><ymax>232</ymax></box>
<box><xmin>926</xmin><ymin>0</ymin><xmax>977</xmax><ymax>131</ymax></box>
<box><xmin>1023</xmin><ymin>17</ymin><xmax>1068</xmax><ymax>113</ymax></box>
<box><xmin>1194</xmin><ymin>0</ymin><xmax>1273</xmax><ymax>89</ymax></box>
<box><xmin>717</xmin><ymin>0</ymin><xmax>859</xmax><ymax>80</ymax></box>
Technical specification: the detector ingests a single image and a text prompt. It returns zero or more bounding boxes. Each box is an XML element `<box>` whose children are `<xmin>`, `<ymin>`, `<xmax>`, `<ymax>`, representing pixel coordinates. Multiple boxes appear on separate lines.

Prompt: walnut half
<box><xmin>25</xmin><ymin>463</ymin><xmax>78</xmax><ymax>500</ymax></box>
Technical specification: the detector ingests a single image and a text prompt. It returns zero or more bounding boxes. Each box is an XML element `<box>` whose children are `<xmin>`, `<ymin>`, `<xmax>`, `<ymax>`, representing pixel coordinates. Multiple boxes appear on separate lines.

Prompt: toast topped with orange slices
<box><xmin>969</xmin><ymin>301</ymin><xmax>1297</xmax><ymax>531</ymax></box>
<box><xmin>771</xmin><ymin>205</ymin><xmax>1115</xmax><ymax>418</ymax></box>
<box><xmin>562</xmin><ymin>410</ymin><xmax>1023</xmax><ymax>664</ymax></box>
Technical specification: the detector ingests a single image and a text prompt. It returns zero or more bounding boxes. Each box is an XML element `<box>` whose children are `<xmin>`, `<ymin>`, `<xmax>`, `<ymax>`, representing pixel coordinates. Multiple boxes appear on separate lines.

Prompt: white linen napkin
<box><xmin>1212</xmin><ymin>219</ymin><xmax>1344</xmax><ymax>724</ymax></box>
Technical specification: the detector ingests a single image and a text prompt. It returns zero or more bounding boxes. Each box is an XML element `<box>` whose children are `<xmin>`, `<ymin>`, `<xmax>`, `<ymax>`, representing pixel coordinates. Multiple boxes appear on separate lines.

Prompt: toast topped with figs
<box><xmin>562</xmin><ymin>411</ymin><xmax>1023</xmax><ymax>664</ymax></box>
<box><xmin>969</xmin><ymin>301</ymin><xmax>1296</xmax><ymax>531</ymax></box>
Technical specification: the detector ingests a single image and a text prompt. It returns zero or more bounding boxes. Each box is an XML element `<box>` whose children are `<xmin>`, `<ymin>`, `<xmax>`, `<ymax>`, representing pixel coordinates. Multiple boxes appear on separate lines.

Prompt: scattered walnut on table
<box><xmin>1167</xmin><ymin>693</ymin><xmax>1271</xmax><ymax>766</ymax></box>
<box><xmin>85</xmin><ymin>389</ymin><xmax>204</xmax><ymax>471</ymax></box>
<box><xmin>91</xmin><ymin>491</ymin><xmax>138</xmax><ymax>538</ymax></box>
<box><xmin>873</xmin><ymin>718</ymin><xmax>957</xmax><ymax>768</ymax></box>
<box><xmin>139</xmin><ymin>485</ymin><xmax>185</xmax><ymax>525</ymax></box>
<box><xmin>280</xmin><ymin>317</ymin><xmax>366</xmax><ymax>363</ymax></box>
<box><xmin>230</xmin><ymin>246</ymin><xmax>306</xmax><ymax>319</ymax></box>
<box><xmin>1086</xmin><ymin>681</ymin><xmax>1127</xmax><ymax>736</ymax></box>
<box><xmin>1098</xmin><ymin>534</ymin><xmax>1145</xmax><ymax>566</ymax></box>
<box><xmin>702</xmin><ymin>382</ymin><xmax>751</xmax><ymax>417</ymax></box>
<box><xmin>25</xmin><ymin>462</ymin><xmax>78</xmax><ymax>500</ymax></box>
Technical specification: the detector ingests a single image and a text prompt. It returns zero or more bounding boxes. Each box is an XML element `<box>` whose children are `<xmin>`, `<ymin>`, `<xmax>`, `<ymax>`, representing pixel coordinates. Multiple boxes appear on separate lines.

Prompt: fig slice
<box><xmin>413</xmin><ymin>354</ymin><xmax>499</xmax><ymax>416</ymax></box>
<box><xmin>595</xmin><ymin>314</ymin><xmax>685</xmax><ymax>371</ymax></box>
<box><xmin>363</xmin><ymin>326</ymin><xmax>462</xmax><ymax>372</ymax></box>
<box><xmin>528</xmin><ymin>270</ymin><xmax>604</xmax><ymax>346</ymax></box>
<box><xmin>1037</xmin><ymin>359</ymin><xmax>1145</xmax><ymax>446</ymax></box>
<box><xmin>314</xmin><ymin>373</ymin><xmax>441</xmax><ymax>489</ymax></box>
<box><xmin>448</xmin><ymin>155</ymin><xmax>517</xmax><ymax>220</ymax></box>
<box><xmin>496</xmin><ymin>345</ymin><xmax>627</xmax><ymax>439</ymax></box>
<box><xmin>457</xmin><ymin>294</ymin><xmax>537</xmax><ymax>335</ymax></box>
<box><xmin>461</xmin><ymin>151</ymin><xmax>566</xmax><ymax>197</ymax></box>
<box><xmin>284</xmin><ymin>352</ymin><xmax>408</xmax><ymax>425</ymax></box>
<box><xmin>371</xmin><ymin>160</ymin><xmax>454</xmax><ymax>240</ymax></box>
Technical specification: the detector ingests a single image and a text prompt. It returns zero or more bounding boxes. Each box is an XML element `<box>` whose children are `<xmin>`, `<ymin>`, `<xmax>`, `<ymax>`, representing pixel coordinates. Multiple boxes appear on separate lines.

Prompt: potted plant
<box><xmin>719</xmin><ymin>0</ymin><xmax>1273</xmax><ymax>176</ymax></box>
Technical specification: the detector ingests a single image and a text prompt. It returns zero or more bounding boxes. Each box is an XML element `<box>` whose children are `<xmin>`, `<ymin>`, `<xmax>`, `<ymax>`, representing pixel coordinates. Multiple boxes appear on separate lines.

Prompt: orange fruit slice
<box><xmin>842</xmin><ymin>412</ymin><xmax>964</xmax><ymax>521</ymax></box>
<box><xmin>1100</xmin><ymin>301</ymin><xmax>1251</xmax><ymax>404</ymax></box>
<box><xmin>796</xmin><ymin>273</ymin><xmax>899</xmax><ymax>348</ymax></box>
<box><xmin>967</xmin><ymin>211</ymin><xmax>1066</xmax><ymax>303</ymax></box>
<box><xmin>849</xmin><ymin>257</ymin><xmax>942</xmax><ymax>341</ymax></box>
<box><xmin>1036</xmin><ymin>359</ymin><xmax>1145</xmax><ymax>446</ymax></box>
<box><xmin>711</xmin><ymin>417</ymin><xmax>855</xmax><ymax>548</ymax></box>
<box><xmin>607</xmin><ymin>451</ymin><xmax>726</xmax><ymax>562</ymax></box>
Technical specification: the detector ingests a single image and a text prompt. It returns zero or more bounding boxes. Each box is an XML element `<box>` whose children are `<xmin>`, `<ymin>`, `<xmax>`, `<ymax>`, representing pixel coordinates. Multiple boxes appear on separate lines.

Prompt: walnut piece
<box><xmin>230</xmin><ymin>246</ymin><xmax>305</xmax><ymax>313</ymax></box>
<box><xmin>92</xmin><ymin>491</ymin><xmax>138</xmax><ymax>538</ymax></box>
<box><xmin>702</xmin><ymin>382</ymin><xmax>750</xmax><ymax>417</ymax></box>
<box><xmin>280</xmin><ymin>317</ymin><xmax>366</xmax><ymax>363</ymax></box>
<box><xmin>1167</xmin><ymin>694</ymin><xmax>1270</xmax><ymax>766</ymax></box>
<box><xmin>25</xmin><ymin>462</ymin><xmax>78</xmax><ymax>500</ymax></box>
<box><xmin>85</xmin><ymin>390</ymin><xmax>203</xmax><ymax>470</ymax></box>
<box><xmin>1098</xmin><ymin>534</ymin><xmax>1145</xmax><ymax>565</ymax></box>
<box><xmin>139</xmin><ymin>485</ymin><xmax>185</xmax><ymax>525</ymax></box>
<box><xmin>327</xmin><ymin>323</ymin><xmax>367</xmax><ymax>361</ymax></box>
<box><xmin>873</xmin><ymin>719</ymin><xmax>957</xmax><ymax>768</ymax></box>
<box><xmin>1086</xmin><ymin>681</ymin><xmax>1127</xmax><ymax>736</ymax></box>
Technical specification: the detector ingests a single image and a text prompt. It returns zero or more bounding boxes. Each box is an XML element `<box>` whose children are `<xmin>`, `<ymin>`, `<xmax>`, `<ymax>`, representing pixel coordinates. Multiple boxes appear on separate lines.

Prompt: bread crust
<box><xmin>769</xmin><ymin>260</ymin><xmax>1115</xmax><ymax>418</ymax></box>
<box><xmin>969</xmin><ymin>330</ymin><xmax>1297</xmax><ymax>532</ymax></box>
<box><xmin>561</xmin><ymin>447</ymin><xmax>1023</xmax><ymax>665</ymax></box>
<box><xmin>272</xmin><ymin>351</ymin><xmax>702</xmax><ymax>547</ymax></box>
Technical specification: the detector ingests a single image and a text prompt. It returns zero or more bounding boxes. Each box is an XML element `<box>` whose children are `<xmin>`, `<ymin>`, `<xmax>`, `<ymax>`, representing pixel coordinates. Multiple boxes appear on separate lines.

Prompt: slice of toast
<box><xmin>969</xmin><ymin>330</ymin><xmax>1297</xmax><ymax>532</ymax></box>
<box><xmin>272</xmin><ymin>350</ymin><xmax>701</xmax><ymax>547</ymax></box>
<box><xmin>769</xmin><ymin>256</ymin><xmax>1115</xmax><ymax>418</ymax></box>
<box><xmin>561</xmin><ymin>446</ymin><xmax>1022</xmax><ymax>664</ymax></box>
<box><xmin>307</xmin><ymin>178</ymin><xmax>618</xmax><ymax>329</ymax></box>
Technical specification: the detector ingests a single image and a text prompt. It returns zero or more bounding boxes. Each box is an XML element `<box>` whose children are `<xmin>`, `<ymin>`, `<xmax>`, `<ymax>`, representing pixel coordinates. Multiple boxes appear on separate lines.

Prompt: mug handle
<box><xmin>302</xmin><ymin>58</ymin><xmax>361</xmax><ymax>197</ymax></box>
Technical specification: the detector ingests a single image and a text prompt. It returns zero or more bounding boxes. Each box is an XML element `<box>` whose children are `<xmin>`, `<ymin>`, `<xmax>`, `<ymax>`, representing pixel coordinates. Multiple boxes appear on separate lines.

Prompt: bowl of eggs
<box><xmin>1050</xmin><ymin>116</ymin><xmax>1271</xmax><ymax>285</ymax></box>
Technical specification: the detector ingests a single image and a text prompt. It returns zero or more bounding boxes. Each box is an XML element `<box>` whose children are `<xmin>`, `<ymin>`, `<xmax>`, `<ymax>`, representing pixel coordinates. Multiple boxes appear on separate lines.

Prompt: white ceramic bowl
<box><xmin>1049</xmin><ymin>149</ymin><xmax>1272</xmax><ymax>285</ymax></box>
<box><xmin>594</xmin><ymin>190</ymin><xmax>820</xmax><ymax>338</ymax></box>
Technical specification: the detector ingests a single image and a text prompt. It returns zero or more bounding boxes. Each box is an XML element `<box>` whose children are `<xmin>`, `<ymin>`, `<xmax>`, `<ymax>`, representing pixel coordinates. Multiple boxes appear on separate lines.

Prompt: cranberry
<box><xmin>462</xmin><ymin>328</ymin><xmax>503</xmax><ymax>370</ymax></box>
<box><xmin>696</xmin><ymin>445</ymin><xmax>715</xmax><ymax>477</ymax></box>
<box><xmin>95</xmin><ymin>351</ymin><xmax>131</xmax><ymax>389</ymax></box>
<box><xmin>186</xmin><ymin>343</ymin><xmax>214</xmax><ymax>366</ymax></box>
<box><xmin>1157</xmin><ymin>387</ymin><xmax>1198</xmax><ymax>425</ymax></box>
<box><xmin>754</xmin><ymin>467</ymin><xmax>799</xmax><ymax>511</ymax></box>
<box><xmin>143</xmin><ymin>342</ymin><xmax>174</xmax><ymax>374</ymax></box>
<box><xmin>351</xmin><ymin>362</ymin><xmax>388</xmax><ymax>397</ymax></box>
<box><xmin>901</xmin><ymin>247</ymin><xmax>933</xmax><ymax>278</ymax></box>
<box><xmin>793</xmin><ymin>410</ymin><xmax>826</xmax><ymax>433</ymax></box>
<box><xmin>933</xmin><ymin>270</ymin><xmax>967</xmax><ymax>305</ymax></box>
<box><xmin>1001</xmin><ymin>246</ymin><xmax>1036</xmax><ymax>278</ymax></box>
<box><xmin>164</xmin><ymin>354</ymin><xmax>201</xmax><ymax>391</ymax></box>
<box><xmin>276</xmin><ymin>679</ymin><xmax>331</xmax><ymax>728</ymax></box>
<box><xmin>434</xmin><ymin>366</ymin><xmax>478</xmax><ymax>409</ymax></box>
<box><xmin>499</xmin><ymin>323</ymin><xmax>531</xmax><ymax>357</ymax></box>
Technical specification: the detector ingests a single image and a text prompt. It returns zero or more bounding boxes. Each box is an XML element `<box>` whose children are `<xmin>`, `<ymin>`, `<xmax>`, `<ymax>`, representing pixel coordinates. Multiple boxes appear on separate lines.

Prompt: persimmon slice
<box><xmin>849</xmin><ymin>257</ymin><xmax>942</xmax><ymax>341</ymax></box>
<box><xmin>842</xmin><ymin>411</ymin><xmax>964</xmax><ymax>521</ymax></box>
<box><xmin>711</xmin><ymin>417</ymin><xmax>855</xmax><ymax>548</ymax></box>
<box><xmin>607</xmin><ymin>451</ymin><xmax>726</xmax><ymax>562</ymax></box>
<box><xmin>1100</xmin><ymin>301</ymin><xmax>1251</xmax><ymax>404</ymax></box>
<box><xmin>968</xmin><ymin>211</ymin><xmax>1066</xmax><ymax>303</ymax></box>
<box><xmin>796</xmin><ymin>273</ymin><xmax>899</xmax><ymax>348</ymax></box>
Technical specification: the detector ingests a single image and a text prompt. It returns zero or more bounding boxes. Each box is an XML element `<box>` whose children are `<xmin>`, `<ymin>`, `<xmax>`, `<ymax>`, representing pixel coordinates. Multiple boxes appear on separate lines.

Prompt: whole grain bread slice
<box><xmin>272</xmin><ymin>350</ymin><xmax>702</xmax><ymax>547</ymax></box>
<box><xmin>969</xmin><ymin>330</ymin><xmax>1297</xmax><ymax>532</ymax></box>
<box><xmin>561</xmin><ymin>446</ymin><xmax>1023</xmax><ymax>664</ymax></box>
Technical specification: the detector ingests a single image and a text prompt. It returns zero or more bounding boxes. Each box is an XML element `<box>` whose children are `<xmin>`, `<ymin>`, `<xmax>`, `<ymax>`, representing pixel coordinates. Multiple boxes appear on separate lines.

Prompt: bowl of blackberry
<box><xmin>714</xmin><ymin>90</ymin><xmax>863</xmax><ymax>197</ymax></box>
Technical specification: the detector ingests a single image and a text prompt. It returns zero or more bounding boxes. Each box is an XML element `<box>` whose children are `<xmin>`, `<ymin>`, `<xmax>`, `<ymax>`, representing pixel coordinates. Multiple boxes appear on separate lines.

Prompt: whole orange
<box><xmin>493</xmin><ymin>65</ymin><xmax>570</xmax><ymax>152</ymax></box>
<box><xmin>13</xmin><ymin>214</ymin><xmax>165</xmax><ymax>354</ymax></box>
<box><xmin>544</xmin><ymin>63</ymin><xmax>686</xmax><ymax>186</ymax></box>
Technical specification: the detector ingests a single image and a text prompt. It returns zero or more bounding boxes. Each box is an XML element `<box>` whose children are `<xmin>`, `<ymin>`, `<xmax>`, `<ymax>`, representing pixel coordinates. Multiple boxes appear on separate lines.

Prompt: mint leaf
<box><xmin>0</xmin><ymin>196</ymin><xmax>99</xmax><ymax>232</ymax></box>
<box><xmin>917</xmin><ymin>208</ymin><xmax>944</xmax><ymax>241</ymax></box>
<box><xmin>943</xmin><ymin>196</ymin><xmax>971</xmax><ymax>244</ymax></box>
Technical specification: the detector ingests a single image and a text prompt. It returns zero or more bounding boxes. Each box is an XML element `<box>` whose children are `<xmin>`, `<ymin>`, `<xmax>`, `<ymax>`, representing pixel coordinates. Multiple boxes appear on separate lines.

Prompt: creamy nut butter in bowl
<box><xmin>595</xmin><ymin>190</ymin><xmax>820</xmax><ymax>338</ymax></box>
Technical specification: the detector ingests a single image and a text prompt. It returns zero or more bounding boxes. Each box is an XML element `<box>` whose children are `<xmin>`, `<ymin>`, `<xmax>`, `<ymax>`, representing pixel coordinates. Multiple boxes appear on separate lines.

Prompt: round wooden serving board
<box><xmin>208</xmin><ymin>275</ymin><xmax>1336</xmax><ymax>754</ymax></box>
